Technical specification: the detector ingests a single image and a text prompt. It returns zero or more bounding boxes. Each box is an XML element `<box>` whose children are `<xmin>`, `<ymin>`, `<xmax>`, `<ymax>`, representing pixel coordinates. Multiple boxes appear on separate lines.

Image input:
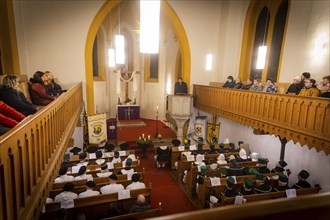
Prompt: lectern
<box><xmin>167</xmin><ymin>95</ymin><xmax>192</xmax><ymax>143</ymax></box>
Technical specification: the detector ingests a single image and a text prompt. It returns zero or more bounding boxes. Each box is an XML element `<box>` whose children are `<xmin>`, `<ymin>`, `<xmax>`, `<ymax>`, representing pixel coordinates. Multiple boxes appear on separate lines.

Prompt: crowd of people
<box><xmin>0</xmin><ymin>71</ymin><xmax>64</xmax><ymax>135</ymax></box>
<box><xmin>223</xmin><ymin>72</ymin><xmax>330</xmax><ymax>98</ymax></box>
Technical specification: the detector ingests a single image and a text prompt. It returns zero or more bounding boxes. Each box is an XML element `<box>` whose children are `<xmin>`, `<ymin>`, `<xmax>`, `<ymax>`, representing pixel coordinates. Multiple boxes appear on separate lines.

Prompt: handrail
<box><xmin>193</xmin><ymin>85</ymin><xmax>330</xmax><ymax>154</ymax></box>
<box><xmin>0</xmin><ymin>82</ymin><xmax>83</xmax><ymax>220</ymax></box>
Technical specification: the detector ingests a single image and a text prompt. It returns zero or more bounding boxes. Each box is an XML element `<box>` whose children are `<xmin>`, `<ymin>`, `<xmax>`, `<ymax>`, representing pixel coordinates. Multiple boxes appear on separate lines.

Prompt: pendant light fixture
<box><xmin>115</xmin><ymin>1</ymin><xmax>125</xmax><ymax>64</ymax></box>
<box><xmin>140</xmin><ymin>0</ymin><xmax>160</xmax><ymax>54</ymax></box>
<box><xmin>256</xmin><ymin>2</ymin><xmax>270</xmax><ymax>70</ymax></box>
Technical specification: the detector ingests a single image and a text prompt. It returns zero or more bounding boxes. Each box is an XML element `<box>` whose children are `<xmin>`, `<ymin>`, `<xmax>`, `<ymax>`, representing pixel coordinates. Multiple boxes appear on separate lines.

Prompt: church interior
<box><xmin>0</xmin><ymin>0</ymin><xmax>329</xmax><ymax>219</ymax></box>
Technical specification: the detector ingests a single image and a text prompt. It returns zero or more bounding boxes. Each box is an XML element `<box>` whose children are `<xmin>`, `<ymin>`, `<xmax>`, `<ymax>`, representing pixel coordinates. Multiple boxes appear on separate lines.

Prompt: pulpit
<box><xmin>117</xmin><ymin>105</ymin><xmax>140</xmax><ymax>120</ymax></box>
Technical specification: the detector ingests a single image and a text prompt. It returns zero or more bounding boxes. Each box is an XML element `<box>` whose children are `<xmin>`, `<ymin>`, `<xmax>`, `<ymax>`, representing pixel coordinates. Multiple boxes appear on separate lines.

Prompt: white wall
<box><xmin>280</xmin><ymin>0</ymin><xmax>329</xmax><ymax>83</ymax></box>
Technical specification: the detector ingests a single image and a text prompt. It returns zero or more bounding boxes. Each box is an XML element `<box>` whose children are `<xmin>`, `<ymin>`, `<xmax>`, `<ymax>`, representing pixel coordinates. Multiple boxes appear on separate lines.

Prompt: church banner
<box><xmin>207</xmin><ymin>119</ymin><xmax>220</xmax><ymax>143</ymax></box>
<box><xmin>88</xmin><ymin>113</ymin><xmax>107</xmax><ymax>144</ymax></box>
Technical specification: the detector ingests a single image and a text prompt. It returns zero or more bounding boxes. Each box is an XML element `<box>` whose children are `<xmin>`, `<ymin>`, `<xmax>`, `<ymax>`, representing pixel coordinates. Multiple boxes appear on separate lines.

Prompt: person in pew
<box><xmin>100</xmin><ymin>173</ymin><xmax>124</xmax><ymax>194</ymax></box>
<box><xmin>263</xmin><ymin>78</ymin><xmax>277</xmax><ymax>93</ymax></box>
<box><xmin>44</xmin><ymin>71</ymin><xmax>66</xmax><ymax>96</ymax></box>
<box><xmin>126</xmin><ymin>173</ymin><xmax>146</xmax><ymax>190</ymax></box>
<box><xmin>255</xmin><ymin>173</ymin><xmax>272</xmax><ymax>194</ymax></box>
<box><xmin>123</xmin><ymin>150</ymin><xmax>137</xmax><ymax>166</ymax></box>
<box><xmin>54</xmin><ymin>165</ymin><xmax>75</xmax><ymax>183</ymax></box>
<box><xmin>54</xmin><ymin>182</ymin><xmax>78</xmax><ymax>203</ymax></box>
<box><xmin>208</xmin><ymin>143</ymin><xmax>218</xmax><ymax>154</ymax></box>
<box><xmin>298</xmin><ymin>78</ymin><xmax>320</xmax><ymax>97</ymax></box>
<box><xmin>223</xmin><ymin>76</ymin><xmax>235</xmax><ymax>88</ymax></box>
<box><xmin>94</xmin><ymin>150</ymin><xmax>105</xmax><ymax>165</ymax></box>
<box><xmin>74</xmin><ymin>166</ymin><xmax>93</xmax><ymax>181</ymax></box>
<box><xmin>77</xmin><ymin>152</ymin><xmax>89</xmax><ymax>167</ymax></box>
<box><xmin>223</xmin><ymin>176</ymin><xmax>239</xmax><ymax>197</ymax></box>
<box><xmin>0</xmin><ymin>75</ymin><xmax>37</xmax><ymax>116</ymax></box>
<box><xmin>320</xmin><ymin>80</ymin><xmax>330</xmax><ymax>98</ymax></box>
<box><xmin>217</xmin><ymin>154</ymin><xmax>227</xmax><ymax>165</ymax></box>
<box><xmin>217</xmin><ymin>143</ymin><xmax>227</xmax><ymax>153</ymax></box>
<box><xmin>112</xmin><ymin>151</ymin><xmax>121</xmax><ymax>164</ymax></box>
<box><xmin>78</xmin><ymin>180</ymin><xmax>100</xmax><ymax>198</ymax></box>
<box><xmin>70</xmin><ymin>146</ymin><xmax>81</xmax><ymax>155</ymax></box>
<box><xmin>220</xmin><ymin>167</ymin><xmax>228</xmax><ymax>178</ymax></box>
<box><xmin>104</xmin><ymin>142</ymin><xmax>115</xmax><ymax>152</ymax></box>
<box><xmin>195</xmin><ymin>142</ymin><xmax>206</xmax><ymax>155</ymax></box>
<box><xmin>29</xmin><ymin>71</ymin><xmax>56</xmax><ymax>106</ymax></box>
<box><xmin>239</xmin><ymin>179</ymin><xmax>256</xmax><ymax>195</ymax></box>
<box><xmin>291</xmin><ymin>170</ymin><xmax>311</xmax><ymax>189</ymax></box>
<box><xmin>300</xmin><ymin>72</ymin><xmax>311</xmax><ymax>88</ymax></box>
<box><xmin>271</xmin><ymin>160</ymin><xmax>287</xmax><ymax>173</ymax></box>
<box><xmin>273</xmin><ymin>174</ymin><xmax>290</xmax><ymax>192</ymax></box>
<box><xmin>227</xmin><ymin>155</ymin><xmax>246</xmax><ymax>176</ymax></box>
<box><xmin>257</xmin><ymin>157</ymin><xmax>270</xmax><ymax>174</ymax></box>
<box><xmin>97</xmin><ymin>162</ymin><xmax>113</xmax><ymax>178</ymax></box>
<box><xmin>129</xmin><ymin>194</ymin><xmax>151</xmax><ymax>213</ymax></box>
<box><xmin>234</xmin><ymin>77</ymin><xmax>243</xmax><ymax>89</ymax></box>
<box><xmin>229</xmin><ymin>143</ymin><xmax>238</xmax><ymax>152</ymax></box>
<box><xmin>118</xmin><ymin>158</ymin><xmax>134</xmax><ymax>175</ymax></box>
<box><xmin>0</xmin><ymin>100</ymin><xmax>26</xmax><ymax>135</ymax></box>
<box><xmin>236</xmin><ymin>149</ymin><xmax>251</xmax><ymax>162</ymax></box>
<box><xmin>286</xmin><ymin>76</ymin><xmax>303</xmax><ymax>95</ymax></box>
<box><xmin>249</xmin><ymin>78</ymin><xmax>263</xmax><ymax>91</ymax></box>
<box><xmin>241</xmin><ymin>78</ymin><xmax>253</xmax><ymax>90</ymax></box>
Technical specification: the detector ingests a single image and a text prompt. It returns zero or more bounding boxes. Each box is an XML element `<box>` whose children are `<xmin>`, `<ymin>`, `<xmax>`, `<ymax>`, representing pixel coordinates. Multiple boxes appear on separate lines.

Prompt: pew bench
<box><xmin>100</xmin><ymin>205</ymin><xmax>162</xmax><ymax>220</ymax></box>
<box><xmin>41</xmin><ymin>187</ymin><xmax>152</xmax><ymax>220</ymax></box>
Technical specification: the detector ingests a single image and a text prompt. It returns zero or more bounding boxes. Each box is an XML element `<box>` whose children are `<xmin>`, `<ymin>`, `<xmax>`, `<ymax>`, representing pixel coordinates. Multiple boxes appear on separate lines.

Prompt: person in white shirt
<box><xmin>78</xmin><ymin>180</ymin><xmax>100</xmax><ymax>198</ymax></box>
<box><xmin>76</xmin><ymin>152</ymin><xmax>89</xmax><ymax>167</ymax></box>
<box><xmin>119</xmin><ymin>158</ymin><xmax>134</xmax><ymax>175</ymax></box>
<box><xmin>126</xmin><ymin>173</ymin><xmax>146</xmax><ymax>190</ymax></box>
<box><xmin>74</xmin><ymin>166</ymin><xmax>93</xmax><ymax>181</ymax></box>
<box><xmin>54</xmin><ymin>182</ymin><xmax>78</xmax><ymax>203</ymax></box>
<box><xmin>54</xmin><ymin>165</ymin><xmax>75</xmax><ymax>183</ymax></box>
<box><xmin>100</xmin><ymin>173</ymin><xmax>124</xmax><ymax>194</ymax></box>
<box><xmin>95</xmin><ymin>150</ymin><xmax>105</xmax><ymax>165</ymax></box>
<box><xmin>112</xmin><ymin>151</ymin><xmax>121</xmax><ymax>164</ymax></box>
<box><xmin>97</xmin><ymin>162</ymin><xmax>113</xmax><ymax>178</ymax></box>
<box><xmin>217</xmin><ymin>154</ymin><xmax>227</xmax><ymax>165</ymax></box>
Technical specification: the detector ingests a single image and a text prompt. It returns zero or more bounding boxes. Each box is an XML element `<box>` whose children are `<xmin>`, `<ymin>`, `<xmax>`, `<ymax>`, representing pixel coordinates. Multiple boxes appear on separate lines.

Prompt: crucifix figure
<box><xmin>115</xmin><ymin>66</ymin><xmax>140</xmax><ymax>104</ymax></box>
<box><xmin>124</xmin><ymin>107</ymin><xmax>134</xmax><ymax>120</ymax></box>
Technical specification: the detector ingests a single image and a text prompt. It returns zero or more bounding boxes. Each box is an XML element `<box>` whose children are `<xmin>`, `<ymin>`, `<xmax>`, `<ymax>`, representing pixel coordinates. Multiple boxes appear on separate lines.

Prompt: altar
<box><xmin>117</xmin><ymin>105</ymin><xmax>140</xmax><ymax>120</ymax></box>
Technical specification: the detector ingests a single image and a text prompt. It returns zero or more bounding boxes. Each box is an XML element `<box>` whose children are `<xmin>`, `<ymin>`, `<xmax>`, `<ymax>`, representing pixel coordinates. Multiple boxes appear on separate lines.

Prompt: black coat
<box><xmin>0</xmin><ymin>86</ymin><xmax>37</xmax><ymax>116</ymax></box>
<box><xmin>291</xmin><ymin>180</ymin><xmax>311</xmax><ymax>189</ymax></box>
<box><xmin>287</xmin><ymin>83</ymin><xmax>302</xmax><ymax>94</ymax></box>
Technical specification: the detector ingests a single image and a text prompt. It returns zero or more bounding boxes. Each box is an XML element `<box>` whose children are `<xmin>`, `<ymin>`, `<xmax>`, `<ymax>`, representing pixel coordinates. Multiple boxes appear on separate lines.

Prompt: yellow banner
<box><xmin>207</xmin><ymin>120</ymin><xmax>220</xmax><ymax>143</ymax></box>
<box><xmin>88</xmin><ymin>113</ymin><xmax>107</xmax><ymax>144</ymax></box>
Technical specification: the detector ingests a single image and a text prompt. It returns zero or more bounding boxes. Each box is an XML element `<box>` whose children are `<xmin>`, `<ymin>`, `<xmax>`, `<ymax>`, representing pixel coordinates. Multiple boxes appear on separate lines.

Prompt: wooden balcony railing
<box><xmin>0</xmin><ymin>83</ymin><xmax>83</xmax><ymax>220</ymax></box>
<box><xmin>193</xmin><ymin>85</ymin><xmax>330</xmax><ymax>155</ymax></box>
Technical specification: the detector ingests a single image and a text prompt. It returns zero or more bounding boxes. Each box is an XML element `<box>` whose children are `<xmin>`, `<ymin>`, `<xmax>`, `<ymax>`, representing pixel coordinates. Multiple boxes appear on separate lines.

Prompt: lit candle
<box><xmin>148</xmin><ymin>135</ymin><xmax>150</xmax><ymax>139</ymax></box>
<box><xmin>144</xmin><ymin>138</ymin><xmax>146</xmax><ymax>141</ymax></box>
<box><xmin>139</xmin><ymin>137</ymin><xmax>141</xmax><ymax>140</ymax></box>
<box><xmin>142</xmin><ymin>134</ymin><xmax>145</xmax><ymax>138</ymax></box>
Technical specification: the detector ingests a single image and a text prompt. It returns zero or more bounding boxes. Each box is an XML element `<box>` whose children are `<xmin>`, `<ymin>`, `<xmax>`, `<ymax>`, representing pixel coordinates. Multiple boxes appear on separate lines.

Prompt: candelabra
<box><xmin>155</xmin><ymin>106</ymin><xmax>159</xmax><ymax>137</ymax></box>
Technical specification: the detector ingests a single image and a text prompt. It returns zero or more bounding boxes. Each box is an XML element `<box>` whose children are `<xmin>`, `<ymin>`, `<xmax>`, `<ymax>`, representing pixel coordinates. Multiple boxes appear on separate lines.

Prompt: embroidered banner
<box><xmin>88</xmin><ymin>113</ymin><xmax>107</xmax><ymax>144</ymax></box>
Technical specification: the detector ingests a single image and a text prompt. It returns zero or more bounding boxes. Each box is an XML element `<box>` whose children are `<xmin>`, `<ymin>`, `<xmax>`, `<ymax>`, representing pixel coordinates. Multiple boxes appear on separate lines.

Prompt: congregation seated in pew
<box><xmin>54</xmin><ymin>182</ymin><xmax>78</xmax><ymax>203</ymax></box>
<box><xmin>78</xmin><ymin>180</ymin><xmax>100</xmax><ymax>198</ymax></box>
<box><xmin>100</xmin><ymin>173</ymin><xmax>125</xmax><ymax>195</ymax></box>
<box><xmin>126</xmin><ymin>173</ymin><xmax>146</xmax><ymax>190</ymax></box>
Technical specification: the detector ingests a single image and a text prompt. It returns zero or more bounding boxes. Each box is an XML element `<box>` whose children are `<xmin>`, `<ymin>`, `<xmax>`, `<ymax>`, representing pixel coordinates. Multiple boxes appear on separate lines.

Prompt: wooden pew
<box><xmin>197</xmin><ymin>173</ymin><xmax>279</xmax><ymax>208</ymax></box>
<box><xmin>219</xmin><ymin>185</ymin><xmax>321</xmax><ymax>206</ymax></box>
<box><xmin>69</xmin><ymin>150</ymin><xmax>135</xmax><ymax>164</ymax></box>
<box><xmin>41</xmin><ymin>187</ymin><xmax>152</xmax><ymax>220</ymax></box>
<box><xmin>100</xmin><ymin>204</ymin><xmax>162</xmax><ymax>220</ymax></box>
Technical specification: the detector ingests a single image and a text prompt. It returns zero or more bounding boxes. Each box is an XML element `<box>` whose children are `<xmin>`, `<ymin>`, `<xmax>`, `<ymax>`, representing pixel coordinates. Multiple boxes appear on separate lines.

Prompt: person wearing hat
<box><xmin>263</xmin><ymin>78</ymin><xmax>277</xmax><ymax>93</ymax></box>
<box><xmin>104</xmin><ymin>143</ymin><xmax>115</xmax><ymax>152</ymax></box>
<box><xmin>257</xmin><ymin>157</ymin><xmax>270</xmax><ymax>174</ymax></box>
<box><xmin>223</xmin><ymin>176</ymin><xmax>239</xmax><ymax>197</ymax></box>
<box><xmin>126</xmin><ymin>173</ymin><xmax>146</xmax><ymax>190</ymax></box>
<box><xmin>95</xmin><ymin>150</ymin><xmax>105</xmax><ymax>165</ymax></box>
<box><xmin>220</xmin><ymin>167</ymin><xmax>228</xmax><ymax>178</ymax></box>
<box><xmin>77</xmin><ymin>152</ymin><xmax>89</xmax><ymax>166</ymax></box>
<box><xmin>54</xmin><ymin>182</ymin><xmax>78</xmax><ymax>203</ymax></box>
<box><xmin>196</xmin><ymin>142</ymin><xmax>206</xmax><ymax>155</ymax></box>
<box><xmin>240</xmin><ymin>179</ymin><xmax>256</xmax><ymax>195</ymax></box>
<box><xmin>271</xmin><ymin>160</ymin><xmax>287</xmax><ymax>173</ymax></box>
<box><xmin>69</xmin><ymin>146</ymin><xmax>81</xmax><ymax>155</ymax></box>
<box><xmin>112</xmin><ymin>151</ymin><xmax>122</xmax><ymax>164</ymax></box>
<box><xmin>54</xmin><ymin>165</ymin><xmax>75</xmax><ymax>183</ymax></box>
<box><xmin>291</xmin><ymin>170</ymin><xmax>311</xmax><ymax>189</ymax></box>
<box><xmin>193</xmin><ymin>165</ymin><xmax>207</xmax><ymax>195</ymax></box>
<box><xmin>74</xmin><ymin>166</ymin><xmax>92</xmax><ymax>181</ymax></box>
<box><xmin>217</xmin><ymin>154</ymin><xmax>227</xmax><ymax>165</ymax></box>
<box><xmin>100</xmin><ymin>173</ymin><xmax>125</xmax><ymax>194</ymax></box>
<box><xmin>254</xmin><ymin>173</ymin><xmax>272</xmax><ymax>194</ymax></box>
<box><xmin>218</xmin><ymin>143</ymin><xmax>226</xmax><ymax>153</ymax></box>
<box><xmin>123</xmin><ymin>151</ymin><xmax>137</xmax><ymax>166</ymax></box>
<box><xmin>208</xmin><ymin>143</ymin><xmax>218</xmax><ymax>154</ymax></box>
<box><xmin>273</xmin><ymin>174</ymin><xmax>290</xmax><ymax>192</ymax></box>
<box><xmin>228</xmin><ymin>155</ymin><xmax>246</xmax><ymax>176</ymax></box>
<box><xmin>287</xmin><ymin>76</ymin><xmax>303</xmax><ymax>95</ymax></box>
<box><xmin>118</xmin><ymin>158</ymin><xmax>134</xmax><ymax>175</ymax></box>
<box><xmin>228</xmin><ymin>143</ymin><xmax>238</xmax><ymax>153</ymax></box>
<box><xmin>78</xmin><ymin>180</ymin><xmax>100</xmax><ymax>198</ymax></box>
<box><xmin>96</xmin><ymin>162</ymin><xmax>113</xmax><ymax>177</ymax></box>
<box><xmin>236</xmin><ymin>149</ymin><xmax>251</xmax><ymax>162</ymax></box>
<box><xmin>172</xmin><ymin>139</ymin><xmax>181</xmax><ymax>147</ymax></box>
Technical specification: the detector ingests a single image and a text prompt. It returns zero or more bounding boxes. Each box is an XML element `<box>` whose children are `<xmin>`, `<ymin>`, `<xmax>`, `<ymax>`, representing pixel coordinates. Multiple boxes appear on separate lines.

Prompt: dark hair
<box><xmin>302</xmin><ymin>72</ymin><xmax>311</xmax><ymax>79</ymax></box>
<box><xmin>33</xmin><ymin>71</ymin><xmax>45</xmax><ymax>83</ymax></box>
<box><xmin>323</xmin><ymin>75</ymin><xmax>330</xmax><ymax>81</ymax></box>
<box><xmin>267</xmin><ymin>78</ymin><xmax>275</xmax><ymax>85</ymax></box>
<box><xmin>309</xmin><ymin>78</ymin><xmax>316</xmax><ymax>87</ymax></box>
<box><xmin>178</xmin><ymin>77</ymin><xmax>183</xmax><ymax>80</ymax></box>
<box><xmin>227</xmin><ymin>76</ymin><xmax>234</xmax><ymax>80</ymax></box>
<box><xmin>254</xmin><ymin>78</ymin><xmax>261</xmax><ymax>83</ymax></box>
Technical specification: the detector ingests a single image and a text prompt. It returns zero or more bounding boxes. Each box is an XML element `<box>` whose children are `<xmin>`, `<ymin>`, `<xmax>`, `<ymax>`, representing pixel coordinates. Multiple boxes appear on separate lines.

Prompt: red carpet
<box><xmin>118</xmin><ymin>118</ymin><xmax>195</xmax><ymax>215</ymax></box>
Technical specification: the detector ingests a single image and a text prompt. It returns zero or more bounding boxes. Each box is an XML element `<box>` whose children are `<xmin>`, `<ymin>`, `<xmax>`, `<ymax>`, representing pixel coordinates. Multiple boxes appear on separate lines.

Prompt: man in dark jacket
<box><xmin>223</xmin><ymin>76</ymin><xmax>235</xmax><ymax>88</ymax></box>
<box><xmin>129</xmin><ymin>194</ymin><xmax>151</xmax><ymax>213</ymax></box>
<box><xmin>291</xmin><ymin>170</ymin><xmax>311</xmax><ymax>189</ymax></box>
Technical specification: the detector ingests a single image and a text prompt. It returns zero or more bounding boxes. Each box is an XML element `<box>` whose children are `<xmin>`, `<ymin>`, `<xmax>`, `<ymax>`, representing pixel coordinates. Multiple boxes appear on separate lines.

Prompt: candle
<box><xmin>139</xmin><ymin>137</ymin><xmax>141</xmax><ymax>140</ymax></box>
<box><xmin>156</xmin><ymin>106</ymin><xmax>159</xmax><ymax>110</ymax></box>
<box><xmin>144</xmin><ymin>138</ymin><xmax>146</xmax><ymax>141</ymax></box>
<box><xmin>148</xmin><ymin>135</ymin><xmax>150</xmax><ymax>139</ymax></box>
<box><xmin>142</xmin><ymin>134</ymin><xmax>144</xmax><ymax>138</ymax></box>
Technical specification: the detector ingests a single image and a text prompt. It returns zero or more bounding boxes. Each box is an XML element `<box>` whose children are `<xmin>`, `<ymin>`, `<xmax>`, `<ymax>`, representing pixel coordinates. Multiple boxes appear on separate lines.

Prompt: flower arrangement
<box><xmin>136</xmin><ymin>133</ymin><xmax>152</xmax><ymax>145</ymax></box>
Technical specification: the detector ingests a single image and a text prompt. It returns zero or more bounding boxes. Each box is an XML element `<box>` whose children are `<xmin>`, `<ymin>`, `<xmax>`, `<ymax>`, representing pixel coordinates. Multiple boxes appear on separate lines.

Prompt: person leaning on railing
<box><xmin>298</xmin><ymin>78</ymin><xmax>320</xmax><ymax>97</ymax></box>
<box><xmin>0</xmin><ymin>100</ymin><xmax>26</xmax><ymax>135</ymax></box>
<box><xmin>0</xmin><ymin>75</ymin><xmax>37</xmax><ymax>116</ymax></box>
<box><xmin>29</xmin><ymin>71</ymin><xmax>56</xmax><ymax>106</ymax></box>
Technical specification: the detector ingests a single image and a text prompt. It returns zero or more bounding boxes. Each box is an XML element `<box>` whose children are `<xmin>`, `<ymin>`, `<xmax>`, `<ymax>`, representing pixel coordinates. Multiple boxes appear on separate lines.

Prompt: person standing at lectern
<box><xmin>174</xmin><ymin>77</ymin><xmax>188</xmax><ymax>95</ymax></box>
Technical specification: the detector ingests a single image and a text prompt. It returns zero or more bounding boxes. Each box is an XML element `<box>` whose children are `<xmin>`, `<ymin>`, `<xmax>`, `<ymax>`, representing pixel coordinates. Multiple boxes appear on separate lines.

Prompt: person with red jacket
<box><xmin>29</xmin><ymin>71</ymin><xmax>55</xmax><ymax>106</ymax></box>
<box><xmin>0</xmin><ymin>100</ymin><xmax>26</xmax><ymax>135</ymax></box>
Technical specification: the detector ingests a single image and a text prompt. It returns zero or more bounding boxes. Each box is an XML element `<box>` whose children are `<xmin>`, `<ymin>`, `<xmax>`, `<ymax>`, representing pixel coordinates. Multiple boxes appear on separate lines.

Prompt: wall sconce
<box><xmin>140</xmin><ymin>0</ymin><xmax>160</xmax><ymax>53</ymax></box>
<box><xmin>206</xmin><ymin>53</ymin><xmax>213</xmax><ymax>71</ymax></box>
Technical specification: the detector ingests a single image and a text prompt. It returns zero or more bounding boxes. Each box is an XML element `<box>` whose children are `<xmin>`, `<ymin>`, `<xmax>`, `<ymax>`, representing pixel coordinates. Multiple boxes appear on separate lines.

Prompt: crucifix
<box><xmin>115</xmin><ymin>66</ymin><xmax>140</xmax><ymax>104</ymax></box>
<box><xmin>124</xmin><ymin>107</ymin><xmax>134</xmax><ymax>120</ymax></box>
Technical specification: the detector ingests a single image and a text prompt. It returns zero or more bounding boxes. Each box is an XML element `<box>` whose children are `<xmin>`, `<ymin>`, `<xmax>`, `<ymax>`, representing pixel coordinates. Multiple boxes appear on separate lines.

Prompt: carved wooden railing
<box><xmin>193</xmin><ymin>85</ymin><xmax>330</xmax><ymax>154</ymax></box>
<box><xmin>0</xmin><ymin>83</ymin><xmax>83</xmax><ymax>220</ymax></box>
